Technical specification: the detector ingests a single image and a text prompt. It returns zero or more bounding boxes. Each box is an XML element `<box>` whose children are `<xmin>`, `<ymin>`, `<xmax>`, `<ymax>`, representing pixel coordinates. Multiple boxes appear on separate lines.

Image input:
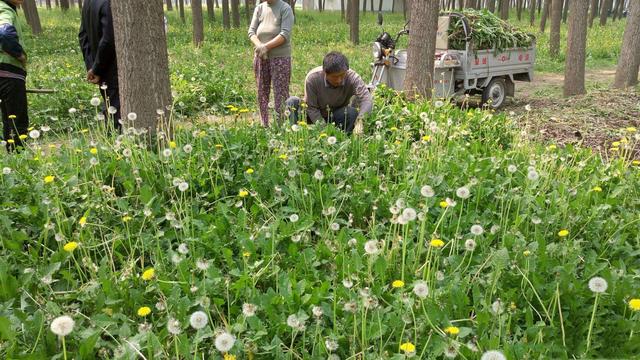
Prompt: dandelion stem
<box><xmin>586</xmin><ymin>293</ymin><xmax>599</xmax><ymax>354</ymax></box>
<box><xmin>62</xmin><ymin>336</ymin><xmax>67</xmax><ymax>360</ymax></box>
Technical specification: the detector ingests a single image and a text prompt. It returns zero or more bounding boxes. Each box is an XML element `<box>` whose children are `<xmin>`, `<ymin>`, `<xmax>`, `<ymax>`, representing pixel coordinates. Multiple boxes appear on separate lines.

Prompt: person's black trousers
<box><xmin>99</xmin><ymin>68</ymin><xmax>121</xmax><ymax>131</ymax></box>
<box><xmin>286</xmin><ymin>96</ymin><xmax>358</xmax><ymax>134</ymax></box>
<box><xmin>0</xmin><ymin>77</ymin><xmax>29</xmax><ymax>152</ymax></box>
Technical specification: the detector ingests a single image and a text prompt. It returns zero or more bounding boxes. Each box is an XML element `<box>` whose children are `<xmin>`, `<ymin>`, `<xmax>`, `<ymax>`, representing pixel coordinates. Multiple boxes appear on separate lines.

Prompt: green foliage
<box><xmin>447</xmin><ymin>9</ymin><xmax>535</xmax><ymax>51</ymax></box>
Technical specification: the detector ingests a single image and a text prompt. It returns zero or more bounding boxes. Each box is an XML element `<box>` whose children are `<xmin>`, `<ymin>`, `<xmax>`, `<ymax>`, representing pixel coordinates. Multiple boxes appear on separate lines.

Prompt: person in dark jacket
<box><xmin>79</xmin><ymin>0</ymin><xmax>120</xmax><ymax>130</ymax></box>
<box><xmin>0</xmin><ymin>0</ymin><xmax>28</xmax><ymax>152</ymax></box>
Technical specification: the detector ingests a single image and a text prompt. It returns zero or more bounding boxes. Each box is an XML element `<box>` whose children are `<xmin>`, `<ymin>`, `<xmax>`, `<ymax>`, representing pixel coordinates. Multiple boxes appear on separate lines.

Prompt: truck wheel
<box><xmin>482</xmin><ymin>78</ymin><xmax>507</xmax><ymax>109</ymax></box>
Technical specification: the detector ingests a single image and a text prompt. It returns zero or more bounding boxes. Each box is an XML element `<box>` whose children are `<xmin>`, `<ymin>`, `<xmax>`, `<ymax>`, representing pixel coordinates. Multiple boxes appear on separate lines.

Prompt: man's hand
<box><xmin>17</xmin><ymin>53</ymin><xmax>27</xmax><ymax>68</ymax></box>
<box><xmin>255</xmin><ymin>44</ymin><xmax>268</xmax><ymax>59</ymax></box>
<box><xmin>87</xmin><ymin>69</ymin><xmax>101</xmax><ymax>84</ymax></box>
<box><xmin>353</xmin><ymin>119</ymin><xmax>364</xmax><ymax>135</ymax></box>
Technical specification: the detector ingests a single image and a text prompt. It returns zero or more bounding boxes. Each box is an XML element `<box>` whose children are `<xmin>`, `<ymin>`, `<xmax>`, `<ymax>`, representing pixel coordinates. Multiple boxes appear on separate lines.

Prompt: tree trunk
<box><xmin>600</xmin><ymin>0</ymin><xmax>611</xmax><ymax>25</ymax></box>
<box><xmin>23</xmin><ymin>0</ymin><xmax>42</xmax><ymax>35</ymax></box>
<box><xmin>207</xmin><ymin>0</ymin><xmax>215</xmax><ymax>21</ymax></box>
<box><xmin>404</xmin><ymin>0</ymin><xmax>439</xmax><ymax>98</ymax></box>
<box><xmin>549</xmin><ymin>0</ymin><xmax>563</xmax><ymax>57</ymax></box>
<box><xmin>589</xmin><ymin>0</ymin><xmax>598</xmax><ymax>27</ymax></box>
<box><xmin>342</xmin><ymin>0</ymin><xmax>346</xmax><ymax>19</ymax></box>
<box><xmin>362</xmin><ymin>0</ymin><xmax>366</xmax><ymax>14</ymax></box>
<box><xmin>112</xmin><ymin>0</ymin><xmax>172</xmax><ymax>133</ymax></box>
<box><xmin>231</xmin><ymin>0</ymin><xmax>240</xmax><ymax>28</ymax></box>
<box><xmin>350</xmin><ymin>0</ymin><xmax>359</xmax><ymax>44</ymax></box>
<box><xmin>245</xmin><ymin>0</ymin><xmax>253</xmax><ymax>24</ymax></box>
<box><xmin>540</xmin><ymin>0</ymin><xmax>550</xmax><ymax>32</ymax></box>
<box><xmin>192</xmin><ymin>0</ymin><xmax>204</xmax><ymax>46</ymax></box>
<box><xmin>46</xmin><ymin>0</ymin><xmax>51</xmax><ymax>9</ymax></box>
<box><xmin>563</xmin><ymin>0</ymin><xmax>589</xmax><ymax>96</ymax></box>
<box><xmin>378</xmin><ymin>0</ymin><xmax>383</xmax><ymax>12</ymax></box>
<box><xmin>500</xmin><ymin>0</ymin><xmax>509</xmax><ymax>19</ymax></box>
<box><xmin>562</xmin><ymin>0</ymin><xmax>569</xmax><ymax>23</ymax></box>
<box><xmin>612</xmin><ymin>0</ymin><xmax>621</xmax><ymax>20</ymax></box>
<box><xmin>318</xmin><ymin>0</ymin><xmax>323</xmax><ymax>11</ymax></box>
<box><xmin>222</xmin><ymin>0</ymin><xmax>230</xmax><ymax>29</ymax></box>
<box><xmin>166</xmin><ymin>0</ymin><xmax>173</xmax><ymax>10</ymax></box>
<box><xmin>488</xmin><ymin>0</ymin><xmax>495</xmax><ymax>12</ymax></box>
<box><xmin>60</xmin><ymin>0</ymin><xmax>69</xmax><ymax>11</ymax></box>
<box><xmin>517</xmin><ymin>0</ymin><xmax>523</xmax><ymax>20</ymax></box>
<box><xmin>613</xmin><ymin>0</ymin><xmax>640</xmax><ymax>88</ymax></box>
<box><xmin>529</xmin><ymin>0</ymin><xmax>536</xmax><ymax>25</ymax></box>
<box><xmin>179</xmin><ymin>0</ymin><xmax>185</xmax><ymax>23</ymax></box>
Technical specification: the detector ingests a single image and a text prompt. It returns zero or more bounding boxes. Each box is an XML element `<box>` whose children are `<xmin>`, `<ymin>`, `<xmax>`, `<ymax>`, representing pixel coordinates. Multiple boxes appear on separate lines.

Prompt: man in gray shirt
<box><xmin>286</xmin><ymin>52</ymin><xmax>373</xmax><ymax>134</ymax></box>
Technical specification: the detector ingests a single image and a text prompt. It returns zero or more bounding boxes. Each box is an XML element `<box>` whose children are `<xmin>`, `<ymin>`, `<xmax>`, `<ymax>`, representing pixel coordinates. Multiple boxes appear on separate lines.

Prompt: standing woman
<box><xmin>0</xmin><ymin>0</ymin><xmax>28</xmax><ymax>152</ymax></box>
<box><xmin>248</xmin><ymin>0</ymin><xmax>294</xmax><ymax>127</ymax></box>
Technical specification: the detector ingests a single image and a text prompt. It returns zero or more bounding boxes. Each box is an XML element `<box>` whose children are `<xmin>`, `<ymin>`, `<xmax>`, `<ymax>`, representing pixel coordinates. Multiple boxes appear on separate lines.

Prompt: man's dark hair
<box><xmin>323</xmin><ymin>52</ymin><xmax>349</xmax><ymax>74</ymax></box>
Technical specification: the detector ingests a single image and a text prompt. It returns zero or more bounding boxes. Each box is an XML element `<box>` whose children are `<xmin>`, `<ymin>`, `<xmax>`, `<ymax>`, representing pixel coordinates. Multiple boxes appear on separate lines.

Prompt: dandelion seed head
<box><xmin>50</xmin><ymin>315</ymin><xmax>75</xmax><ymax>336</ymax></box>
<box><xmin>588</xmin><ymin>277</ymin><xmax>608</xmax><ymax>293</ymax></box>
<box><xmin>242</xmin><ymin>303</ymin><xmax>257</xmax><ymax>317</ymax></box>
<box><xmin>189</xmin><ymin>311</ymin><xmax>208</xmax><ymax>330</ymax></box>
<box><xmin>214</xmin><ymin>332</ymin><xmax>235</xmax><ymax>353</ymax></box>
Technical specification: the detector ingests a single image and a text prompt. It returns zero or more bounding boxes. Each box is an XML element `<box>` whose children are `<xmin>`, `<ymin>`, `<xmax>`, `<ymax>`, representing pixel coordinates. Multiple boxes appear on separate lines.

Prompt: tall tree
<box><xmin>222</xmin><ymin>0</ymin><xmax>230</xmax><ymax>29</ymax></box>
<box><xmin>60</xmin><ymin>0</ymin><xmax>69</xmax><ymax>11</ymax></box>
<box><xmin>599</xmin><ymin>0</ymin><xmax>612</xmax><ymax>25</ymax></box>
<box><xmin>500</xmin><ymin>0</ymin><xmax>509</xmax><ymax>19</ymax></box>
<box><xmin>166</xmin><ymin>0</ymin><xmax>173</xmax><ymax>10</ymax></box>
<box><xmin>404</xmin><ymin>0</ymin><xmax>439</xmax><ymax>98</ymax></box>
<box><xmin>231</xmin><ymin>0</ymin><xmax>240</xmax><ymax>27</ymax></box>
<box><xmin>207</xmin><ymin>0</ymin><xmax>215</xmax><ymax>21</ymax></box>
<box><xmin>341</xmin><ymin>0</ymin><xmax>345</xmax><ymax>19</ymax></box>
<box><xmin>245</xmin><ymin>0</ymin><xmax>253</xmax><ymax>23</ymax></box>
<box><xmin>112</xmin><ymin>0</ymin><xmax>172</xmax><ymax>132</ymax></box>
<box><xmin>350</xmin><ymin>0</ymin><xmax>359</xmax><ymax>44</ymax></box>
<box><xmin>488</xmin><ymin>0</ymin><xmax>496</xmax><ymax>12</ymax></box>
<box><xmin>192</xmin><ymin>0</ymin><xmax>204</xmax><ymax>46</ymax></box>
<box><xmin>563</xmin><ymin>0</ymin><xmax>589</xmax><ymax>96</ymax></box>
<box><xmin>539</xmin><ymin>0</ymin><xmax>550</xmax><ymax>32</ymax></box>
<box><xmin>589</xmin><ymin>0</ymin><xmax>599</xmax><ymax>27</ymax></box>
<box><xmin>613</xmin><ymin>0</ymin><xmax>640</xmax><ymax>88</ymax></box>
<box><xmin>23</xmin><ymin>0</ymin><xmax>42</xmax><ymax>35</ymax></box>
<box><xmin>517</xmin><ymin>0</ymin><xmax>523</xmax><ymax>20</ymax></box>
<box><xmin>530</xmin><ymin>0</ymin><xmax>536</xmax><ymax>25</ymax></box>
<box><xmin>46</xmin><ymin>0</ymin><xmax>51</xmax><ymax>9</ymax></box>
<box><xmin>562</xmin><ymin>0</ymin><xmax>569</xmax><ymax>23</ymax></box>
<box><xmin>179</xmin><ymin>0</ymin><xmax>185</xmax><ymax>23</ymax></box>
<box><xmin>549</xmin><ymin>0</ymin><xmax>563</xmax><ymax>57</ymax></box>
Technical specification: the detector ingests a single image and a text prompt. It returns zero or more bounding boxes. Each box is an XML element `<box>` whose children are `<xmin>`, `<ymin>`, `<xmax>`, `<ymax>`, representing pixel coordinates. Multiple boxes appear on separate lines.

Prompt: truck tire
<box><xmin>482</xmin><ymin>78</ymin><xmax>507</xmax><ymax>109</ymax></box>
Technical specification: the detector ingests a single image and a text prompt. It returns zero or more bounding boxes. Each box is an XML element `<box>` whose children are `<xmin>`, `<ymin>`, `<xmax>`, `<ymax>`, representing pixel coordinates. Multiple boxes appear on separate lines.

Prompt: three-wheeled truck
<box><xmin>368</xmin><ymin>12</ymin><xmax>536</xmax><ymax>109</ymax></box>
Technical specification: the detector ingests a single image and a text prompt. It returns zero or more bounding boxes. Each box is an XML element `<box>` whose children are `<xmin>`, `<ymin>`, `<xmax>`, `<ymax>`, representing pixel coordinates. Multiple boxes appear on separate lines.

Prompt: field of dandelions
<box><xmin>2</xmin><ymin>7</ymin><xmax>639</xmax><ymax>360</ymax></box>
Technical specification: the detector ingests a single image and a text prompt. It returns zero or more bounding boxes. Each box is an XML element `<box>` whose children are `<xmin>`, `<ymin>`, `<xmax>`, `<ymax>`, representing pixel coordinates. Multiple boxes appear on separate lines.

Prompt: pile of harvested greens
<box><xmin>445</xmin><ymin>9</ymin><xmax>536</xmax><ymax>51</ymax></box>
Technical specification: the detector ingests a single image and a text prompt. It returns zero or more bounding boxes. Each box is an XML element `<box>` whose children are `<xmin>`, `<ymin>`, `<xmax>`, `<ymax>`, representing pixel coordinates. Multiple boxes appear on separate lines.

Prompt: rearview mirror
<box><xmin>377</xmin><ymin>13</ymin><xmax>384</xmax><ymax>26</ymax></box>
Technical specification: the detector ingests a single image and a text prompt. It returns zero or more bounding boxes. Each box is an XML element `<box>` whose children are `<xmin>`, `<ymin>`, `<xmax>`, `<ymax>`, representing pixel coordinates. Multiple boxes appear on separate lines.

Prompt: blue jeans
<box><xmin>285</xmin><ymin>96</ymin><xmax>358</xmax><ymax>134</ymax></box>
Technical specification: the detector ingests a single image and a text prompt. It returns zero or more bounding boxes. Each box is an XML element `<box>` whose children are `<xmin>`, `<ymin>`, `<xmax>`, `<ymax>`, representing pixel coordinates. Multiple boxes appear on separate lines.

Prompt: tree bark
<box><xmin>529</xmin><ymin>0</ymin><xmax>536</xmax><ymax>25</ymax></box>
<box><xmin>245</xmin><ymin>0</ymin><xmax>253</xmax><ymax>24</ymax></box>
<box><xmin>231</xmin><ymin>0</ymin><xmax>240</xmax><ymax>28</ymax></box>
<box><xmin>341</xmin><ymin>0</ymin><xmax>345</xmax><ymax>19</ymax></box>
<box><xmin>500</xmin><ymin>0</ymin><xmax>509</xmax><ymax>19</ymax></box>
<box><xmin>350</xmin><ymin>0</ymin><xmax>359</xmax><ymax>44</ymax></box>
<box><xmin>222</xmin><ymin>0</ymin><xmax>230</xmax><ymax>29</ymax></box>
<box><xmin>179</xmin><ymin>0</ymin><xmax>185</xmax><ymax>23</ymax></box>
<box><xmin>549</xmin><ymin>0</ymin><xmax>563</xmax><ymax>57</ymax></box>
<box><xmin>563</xmin><ymin>0</ymin><xmax>589</xmax><ymax>96</ymax></box>
<box><xmin>192</xmin><ymin>0</ymin><xmax>204</xmax><ymax>46</ymax></box>
<box><xmin>589</xmin><ymin>0</ymin><xmax>598</xmax><ymax>27</ymax></box>
<box><xmin>613</xmin><ymin>0</ymin><xmax>640</xmax><ymax>88</ymax></box>
<box><xmin>488</xmin><ymin>0</ymin><xmax>496</xmax><ymax>12</ymax></box>
<box><xmin>60</xmin><ymin>0</ymin><xmax>69</xmax><ymax>11</ymax></box>
<box><xmin>404</xmin><ymin>0</ymin><xmax>439</xmax><ymax>98</ymax></box>
<box><xmin>539</xmin><ymin>0</ymin><xmax>550</xmax><ymax>32</ymax></box>
<box><xmin>207</xmin><ymin>0</ymin><xmax>215</xmax><ymax>21</ymax></box>
<box><xmin>600</xmin><ymin>0</ymin><xmax>611</xmax><ymax>25</ymax></box>
<box><xmin>517</xmin><ymin>0</ymin><xmax>523</xmax><ymax>20</ymax></box>
<box><xmin>166</xmin><ymin>0</ymin><xmax>173</xmax><ymax>10</ymax></box>
<box><xmin>112</xmin><ymin>0</ymin><xmax>172</xmax><ymax>133</ymax></box>
<box><xmin>562</xmin><ymin>0</ymin><xmax>569</xmax><ymax>23</ymax></box>
<box><xmin>378</xmin><ymin>0</ymin><xmax>383</xmax><ymax>12</ymax></box>
<box><xmin>46</xmin><ymin>0</ymin><xmax>51</xmax><ymax>9</ymax></box>
<box><xmin>23</xmin><ymin>0</ymin><xmax>42</xmax><ymax>35</ymax></box>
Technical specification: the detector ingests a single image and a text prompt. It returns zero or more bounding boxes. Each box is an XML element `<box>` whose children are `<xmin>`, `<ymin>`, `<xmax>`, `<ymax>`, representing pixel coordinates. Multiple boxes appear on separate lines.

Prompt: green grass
<box><xmin>20</xmin><ymin>7</ymin><xmax>626</xmax><ymax>130</ymax></box>
<box><xmin>1</xmin><ymin>7</ymin><xmax>638</xmax><ymax>359</ymax></box>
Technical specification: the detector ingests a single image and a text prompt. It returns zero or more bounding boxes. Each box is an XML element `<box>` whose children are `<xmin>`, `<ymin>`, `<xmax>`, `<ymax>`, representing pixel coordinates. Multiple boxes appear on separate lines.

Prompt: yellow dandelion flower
<box><xmin>422</xmin><ymin>135</ymin><xmax>431</xmax><ymax>142</ymax></box>
<box><xmin>63</xmin><ymin>241</ymin><xmax>78</xmax><ymax>252</ymax></box>
<box><xmin>169</xmin><ymin>141</ymin><xmax>177</xmax><ymax>149</ymax></box>
<box><xmin>246</xmin><ymin>168</ymin><xmax>254</xmax><ymax>174</ymax></box>
<box><xmin>399</xmin><ymin>342</ymin><xmax>415</xmax><ymax>353</ymax></box>
<box><xmin>19</xmin><ymin>134</ymin><xmax>27</xmax><ymax>140</ymax></box>
<box><xmin>80</xmin><ymin>129</ymin><xmax>89</xmax><ymax>134</ymax></box>
<box><xmin>89</xmin><ymin>148</ymin><xmax>98</xmax><ymax>155</ymax></box>
<box><xmin>612</xmin><ymin>141</ymin><xmax>621</xmax><ymax>148</ymax></box>
<box><xmin>546</xmin><ymin>144</ymin><xmax>556</xmax><ymax>151</ymax></box>
<box><xmin>444</xmin><ymin>326</ymin><xmax>460</xmax><ymax>336</ymax></box>
<box><xmin>44</xmin><ymin>175</ymin><xmax>55</xmax><ymax>183</ymax></box>
<box><xmin>439</xmin><ymin>201</ymin><xmax>449</xmax><ymax>208</ymax></box>
<box><xmin>8</xmin><ymin>114</ymin><xmax>16</xmax><ymax>119</ymax></box>
<box><xmin>141</xmin><ymin>268</ymin><xmax>155</xmax><ymax>281</ymax></box>
<box><xmin>215</xmin><ymin>144</ymin><xmax>223</xmax><ymax>149</ymax></box>
<box><xmin>392</xmin><ymin>280</ymin><xmax>405</xmax><ymax>288</ymax></box>
<box><xmin>610</xmin><ymin>147</ymin><xmax>619</xmax><ymax>152</ymax></box>
<box><xmin>224</xmin><ymin>354</ymin><xmax>237</xmax><ymax>360</ymax></box>
<box><xmin>629</xmin><ymin>298</ymin><xmax>640</xmax><ymax>311</ymax></box>
<box><xmin>242</xmin><ymin>251</ymin><xmax>251</xmax><ymax>258</ymax></box>
<box><xmin>319</xmin><ymin>133</ymin><xmax>328</xmax><ymax>138</ymax></box>
<box><xmin>558</xmin><ymin>229</ymin><xmax>569</xmax><ymax>237</ymax></box>
<box><xmin>626</xmin><ymin>127</ymin><xmax>637</xmax><ymax>133</ymax></box>
<box><xmin>238</xmin><ymin>190</ymin><xmax>249</xmax><ymax>198</ymax></box>
<box><xmin>7</xmin><ymin>139</ymin><xmax>14</xmax><ymax>144</ymax></box>
<box><xmin>510</xmin><ymin>302</ymin><xmax>517</xmax><ymax>311</ymax></box>
<box><xmin>137</xmin><ymin>306</ymin><xmax>151</xmax><ymax>317</ymax></box>
<box><xmin>523</xmin><ymin>250</ymin><xmax>531</xmax><ymax>257</ymax></box>
<box><xmin>79</xmin><ymin>216</ymin><xmax>87</xmax><ymax>227</ymax></box>
<box><xmin>430</xmin><ymin>239</ymin><xmax>445</xmax><ymax>248</ymax></box>
<box><xmin>633</xmin><ymin>160</ymin><xmax>640</xmax><ymax>166</ymax></box>
<box><xmin>238</xmin><ymin>109</ymin><xmax>250</xmax><ymax>114</ymax></box>
<box><xmin>122</xmin><ymin>216</ymin><xmax>132</xmax><ymax>222</ymax></box>
<box><xmin>390</xmin><ymin>127</ymin><xmax>398</xmax><ymax>132</ymax></box>
<box><xmin>394</xmin><ymin>140</ymin><xmax>401</xmax><ymax>145</ymax></box>
<box><xmin>297</xmin><ymin>121</ymin><xmax>307</xmax><ymax>126</ymax></box>
<box><xmin>278</xmin><ymin>154</ymin><xmax>288</xmax><ymax>160</ymax></box>
<box><xmin>592</xmin><ymin>186</ymin><xmax>602</xmax><ymax>192</ymax></box>
<box><xmin>198</xmin><ymin>130</ymin><xmax>207</xmax><ymax>137</ymax></box>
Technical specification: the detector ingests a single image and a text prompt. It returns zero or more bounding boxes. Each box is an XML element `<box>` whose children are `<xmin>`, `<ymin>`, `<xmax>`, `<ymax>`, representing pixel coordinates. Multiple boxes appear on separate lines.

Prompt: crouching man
<box><xmin>286</xmin><ymin>51</ymin><xmax>372</xmax><ymax>134</ymax></box>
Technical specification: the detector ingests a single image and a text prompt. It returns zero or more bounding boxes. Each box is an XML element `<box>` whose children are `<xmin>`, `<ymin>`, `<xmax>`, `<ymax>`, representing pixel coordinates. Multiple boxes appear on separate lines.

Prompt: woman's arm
<box><xmin>264</xmin><ymin>35</ymin><xmax>286</xmax><ymax>50</ymax></box>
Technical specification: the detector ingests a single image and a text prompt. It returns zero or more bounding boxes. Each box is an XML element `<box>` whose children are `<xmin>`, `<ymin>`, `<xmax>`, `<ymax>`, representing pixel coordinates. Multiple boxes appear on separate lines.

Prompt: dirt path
<box><xmin>504</xmin><ymin>68</ymin><xmax>639</xmax><ymax>157</ymax></box>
